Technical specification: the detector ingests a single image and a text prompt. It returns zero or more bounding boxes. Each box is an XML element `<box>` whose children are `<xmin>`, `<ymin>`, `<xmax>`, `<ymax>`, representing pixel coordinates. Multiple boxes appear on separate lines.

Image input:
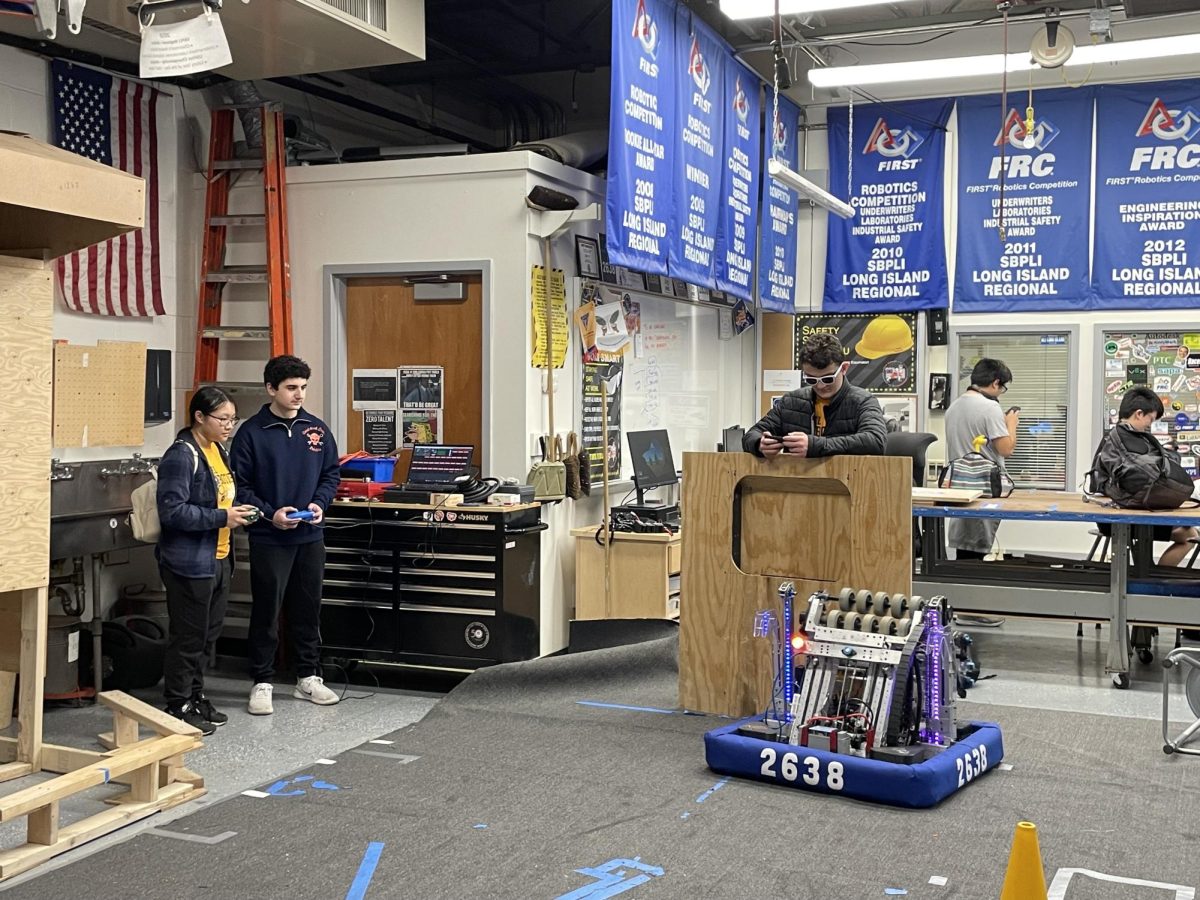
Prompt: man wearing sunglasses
<box><xmin>743</xmin><ymin>332</ymin><xmax>887</xmax><ymax>459</ymax></box>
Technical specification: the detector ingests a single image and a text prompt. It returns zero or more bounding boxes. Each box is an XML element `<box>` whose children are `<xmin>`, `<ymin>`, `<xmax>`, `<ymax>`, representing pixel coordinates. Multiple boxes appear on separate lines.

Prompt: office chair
<box><xmin>884</xmin><ymin>431</ymin><xmax>938</xmax><ymax>562</ymax></box>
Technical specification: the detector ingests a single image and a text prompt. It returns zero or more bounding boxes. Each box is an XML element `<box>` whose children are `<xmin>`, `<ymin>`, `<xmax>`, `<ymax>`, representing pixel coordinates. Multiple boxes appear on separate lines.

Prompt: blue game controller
<box><xmin>287</xmin><ymin>510</ymin><xmax>315</xmax><ymax>522</ymax></box>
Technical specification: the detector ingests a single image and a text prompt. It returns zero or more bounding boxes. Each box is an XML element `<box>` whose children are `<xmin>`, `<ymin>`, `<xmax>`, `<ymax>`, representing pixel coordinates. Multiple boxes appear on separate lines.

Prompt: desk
<box><xmin>320</xmin><ymin>500</ymin><xmax>545</xmax><ymax>673</ymax></box>
<box><xmin>913</xmin><ymin>490</ymin><xmax>1200</xmax><ymax>687</ymax></box>
<box><xmin>570</xmin><ymin>526</ymin><xmax>681</xmax><ymax>620</ymax></box>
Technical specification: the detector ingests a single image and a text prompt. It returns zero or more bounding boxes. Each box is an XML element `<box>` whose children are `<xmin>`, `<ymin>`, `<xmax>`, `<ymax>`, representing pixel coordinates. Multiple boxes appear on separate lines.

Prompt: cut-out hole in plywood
<box><xmin>733</xmin><ymin>475</ymin><xmax>852</xmax><ymax>580</ymax></box>
<box><xmin>53</xmin><ymin>341</ymin><xmax>146</xmax><ymax>448</ymax></box>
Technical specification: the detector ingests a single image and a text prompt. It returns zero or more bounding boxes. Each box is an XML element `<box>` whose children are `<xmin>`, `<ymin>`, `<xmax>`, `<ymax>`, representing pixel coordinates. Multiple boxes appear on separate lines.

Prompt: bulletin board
<box><xmin>1098</xmin><ymin>328</ymin><xmax>1200</xmax><ymax>477</ymax></box>
<box><xmin>53</xmin><ymin>340</ymin><xmax>147</xmax><ymax>448</ymax></box>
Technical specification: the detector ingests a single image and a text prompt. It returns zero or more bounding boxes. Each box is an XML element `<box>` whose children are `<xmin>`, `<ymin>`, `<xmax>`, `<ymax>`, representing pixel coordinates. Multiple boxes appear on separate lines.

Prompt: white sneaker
<box><xmin>248</xmin><ymin>682</ymin><xmax>274</xmax><ymax>716</ymax></box>
<box><xmin>293</xmin><ymin>675</ymin><xmax>339</xmax><ymax>706</ymax></box>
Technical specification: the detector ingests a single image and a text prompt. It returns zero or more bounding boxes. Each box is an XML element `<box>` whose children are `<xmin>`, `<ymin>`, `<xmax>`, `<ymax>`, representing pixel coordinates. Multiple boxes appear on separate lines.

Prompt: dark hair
<box><xmin>1119</xmin><ymin>386</ymin><xmax>1163</xmax><ymax>421</ymax></box>
<box><xmin>799</xmin><ymin>332</ymin><xmax>846</xmax><ymax>370</ymax></box>
<box><xmin>264</xmin><ymin>355</ymin><xmax>311</xmax><ymax>389</ymax></box>
<box><xmin>970</xmin><ymin>358</ymin><xmax>1012</xmax><ymax>389</ymax></box>
<box><xmin>189</xmin><ymin>386</ymin><xmax>233</xmax><ymax>426</ymax></box>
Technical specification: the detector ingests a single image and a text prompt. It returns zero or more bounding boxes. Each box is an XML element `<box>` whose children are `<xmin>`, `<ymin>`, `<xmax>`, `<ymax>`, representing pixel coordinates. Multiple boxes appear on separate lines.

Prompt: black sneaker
<box><xmin>168</xmin><ymin>702</ymin><xmax>216</xmax><ymax>736</ymax></box>
<box><xmin>193</xmin><ymin>694</ymin><xmax>228</xmax><ymax>727</ymax></box>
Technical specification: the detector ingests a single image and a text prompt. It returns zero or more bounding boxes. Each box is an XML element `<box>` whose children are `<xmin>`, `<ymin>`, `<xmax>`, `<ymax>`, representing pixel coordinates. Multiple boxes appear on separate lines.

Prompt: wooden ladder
<box><xmin>192</xmin><ymin>105</ymin><xmax>294</xmax><ymax>395</ymax></box>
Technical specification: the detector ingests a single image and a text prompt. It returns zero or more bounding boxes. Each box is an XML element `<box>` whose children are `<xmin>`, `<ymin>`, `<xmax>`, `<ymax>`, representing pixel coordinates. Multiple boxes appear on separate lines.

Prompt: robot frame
<box><xmin>703</xmin><ymin>583</ymin><xmax>1005</xmax><ymax>808</ymax></box>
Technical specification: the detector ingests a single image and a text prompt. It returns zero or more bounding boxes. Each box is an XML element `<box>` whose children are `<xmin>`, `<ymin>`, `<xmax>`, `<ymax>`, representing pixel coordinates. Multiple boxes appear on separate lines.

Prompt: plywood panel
<box><xmin>0</xmin><ymin>260</ymin><xmax>51</xmax><ymax>592</ymax></box>
<box><xmin>679</xmin><ymin>452</ymin><xmax>910</xmax><ymax>717</ymax></box>
<box><xmin>759</xmin><ymin>311</ymin><xmax>795</xmax><ymax>417</ymax></box>
<box><xmin>344</xmin><ymin>277</ymin><xmax>483</xmax><ymax>471</ymax></box>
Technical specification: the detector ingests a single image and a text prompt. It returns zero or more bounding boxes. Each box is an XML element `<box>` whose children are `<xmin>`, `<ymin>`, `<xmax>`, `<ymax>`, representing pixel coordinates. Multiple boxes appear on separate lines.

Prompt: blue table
<box><xmin>913</xmin><ymin>490</ymin><xmax>1200</xmax><ymax>688</ymax></box>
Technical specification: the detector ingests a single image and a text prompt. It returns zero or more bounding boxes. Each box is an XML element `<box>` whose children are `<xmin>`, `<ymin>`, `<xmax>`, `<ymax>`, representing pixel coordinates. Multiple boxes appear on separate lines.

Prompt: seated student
<box><xmin>1096</xmin><ymin>386</ymin><xmax>1197</xmax><ymax>567</ymax></box>
<box><xmin>744</xmin><ymin>332</ymin><xmax>887</xmax><ymax>459</ymax></box>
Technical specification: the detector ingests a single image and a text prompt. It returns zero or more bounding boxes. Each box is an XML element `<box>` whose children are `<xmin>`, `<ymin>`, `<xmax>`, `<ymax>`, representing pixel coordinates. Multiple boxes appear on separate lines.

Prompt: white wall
<box><xmin>1</xmin><ymin>44</ymin><xmax>193</xmax><ymax>462</ymax></box>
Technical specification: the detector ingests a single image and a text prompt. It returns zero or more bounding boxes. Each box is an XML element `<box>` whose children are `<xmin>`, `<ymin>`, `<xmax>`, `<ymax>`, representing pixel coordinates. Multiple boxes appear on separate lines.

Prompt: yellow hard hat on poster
<box><xmin>856</xmin><ymin>315</ymin><xmax>914</xmax><ymax>360</ymax></box>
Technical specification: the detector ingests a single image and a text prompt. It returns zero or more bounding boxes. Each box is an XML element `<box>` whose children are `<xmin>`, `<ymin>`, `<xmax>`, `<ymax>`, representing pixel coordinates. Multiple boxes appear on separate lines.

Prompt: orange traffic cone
<box><xmin>1000</xmin><ymin>821</ymin><xmax>1048</xmax><ymax>900</ymax></box>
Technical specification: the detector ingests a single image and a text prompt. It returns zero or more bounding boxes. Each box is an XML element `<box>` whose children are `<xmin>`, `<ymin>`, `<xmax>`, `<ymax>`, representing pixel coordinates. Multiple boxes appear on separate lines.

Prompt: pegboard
<box><xmin>53</xmin><ymin>340</ymin><xmax>146</xmax><ymax>448</ymax></box>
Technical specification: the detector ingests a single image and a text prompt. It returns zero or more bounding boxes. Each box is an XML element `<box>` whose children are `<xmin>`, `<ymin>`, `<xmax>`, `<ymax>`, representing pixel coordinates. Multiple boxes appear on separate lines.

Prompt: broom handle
<box><xmin>601</xmin><ymin>375</ymin><xmax>613</xmax><ymax>617</ymax></box>
<box><xmin>544</xmin><ymin>237</ymin><xmax>555</xmax><ymax>457</ymax></box>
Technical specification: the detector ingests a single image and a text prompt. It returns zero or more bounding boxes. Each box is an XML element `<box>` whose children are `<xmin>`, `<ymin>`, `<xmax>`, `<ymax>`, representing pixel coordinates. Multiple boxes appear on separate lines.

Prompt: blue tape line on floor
<box><xmin>576</xmin><ymin>701</ymin><xmax>677</xmax><ymax>715</ymax></box>
<box><xmin>100</xmin><ymin>768</ymin><xmax>110</xmax><ymax>784</ymax></box>
<box><xmin>695</xmin><ymin>777</ymin><xmax>730</xmax><ymax>803</ymax></box>
<box><xmin>345</xmin><ymin>841</ymin><xmax>385</xmax><ymax>900</ymax></box>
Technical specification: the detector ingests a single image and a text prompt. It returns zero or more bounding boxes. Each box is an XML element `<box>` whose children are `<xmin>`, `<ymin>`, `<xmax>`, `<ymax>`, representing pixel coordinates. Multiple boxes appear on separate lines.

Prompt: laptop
<box><xmin>402</xmin><ymin>444</ymin><xmax>475</xmax><ymax>493</ymax></box>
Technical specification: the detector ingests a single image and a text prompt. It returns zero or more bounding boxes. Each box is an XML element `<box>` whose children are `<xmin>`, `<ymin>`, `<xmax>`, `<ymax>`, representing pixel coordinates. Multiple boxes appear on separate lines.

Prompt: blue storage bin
<box><xmin>340</xmin><ymin>457</ymin><xmax>397</xmax><ymax>482</ymax></box>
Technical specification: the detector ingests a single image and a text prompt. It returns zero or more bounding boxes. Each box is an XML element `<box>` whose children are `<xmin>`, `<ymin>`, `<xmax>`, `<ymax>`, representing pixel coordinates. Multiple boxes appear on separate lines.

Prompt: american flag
<box><xmin>51</xmin><ymin>60</ymin><xmax>165</xmax><ymax>317</ymax></box>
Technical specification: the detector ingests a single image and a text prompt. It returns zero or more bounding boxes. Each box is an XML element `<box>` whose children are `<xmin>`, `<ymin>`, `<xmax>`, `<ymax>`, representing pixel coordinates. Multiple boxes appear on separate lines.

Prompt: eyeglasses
<box><xmin>206</xmin><ymin>414</ymin><xmax>240</xmax><ymax>427</ymax></box>
<box><xmin>998</xmin><ymin>384</ymin><xmax>1009</xmax><ymax>395</ymax></box>
<box><xmin>801</xmin><ymin>371</ymin><xmax>841</xmax><ymax>386</ymax></box>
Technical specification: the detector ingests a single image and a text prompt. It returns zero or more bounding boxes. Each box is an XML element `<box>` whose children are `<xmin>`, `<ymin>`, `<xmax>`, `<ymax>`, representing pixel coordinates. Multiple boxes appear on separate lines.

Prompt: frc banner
<box><xmin>758</xmin><ymin>96</ymin><xmax>801</xmax><ymax>312</ymax></box>
<box><xmin>824</xmin><ymin>99</ymin><xmax>953</xmax><ymax>312</ymax></box>
<box><xmin>669</xmin><ymin>10</ymin><xmax>724</xmax><ymax>289</ymax></box>
<box><xmin>713</xmin><ymin>59</ymin><xmax>761</xmax><ymax>300</ymax></box>
<box><xmin>607</xmin><ymin>0</ymin><xmax>676</xmax><ymax>275</ymax></box>
<box><xmin>954</xmin><ymin>89</ymin><xmax>1095</xmax><ymax>312</ymax></box>
<box><xmin>1094</xmin><ymin>80</ymin><xmax>1200</xmax><ymax>309</ymax></box>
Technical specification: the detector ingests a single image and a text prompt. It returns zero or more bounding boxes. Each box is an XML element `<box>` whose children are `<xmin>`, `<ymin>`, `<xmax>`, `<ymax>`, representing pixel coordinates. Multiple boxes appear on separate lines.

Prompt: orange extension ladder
<box><xmin>192</xmin><ymin>105</ymin><xmax>293</xmax><ymax>394</ymax></box>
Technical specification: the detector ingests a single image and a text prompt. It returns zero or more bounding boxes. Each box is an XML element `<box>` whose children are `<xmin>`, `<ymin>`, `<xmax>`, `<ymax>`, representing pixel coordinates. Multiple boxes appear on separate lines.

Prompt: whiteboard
<box><xmin>617</xmin><ymin>291</ymin><xmax>752</xmax><ymax>483</ymax></box>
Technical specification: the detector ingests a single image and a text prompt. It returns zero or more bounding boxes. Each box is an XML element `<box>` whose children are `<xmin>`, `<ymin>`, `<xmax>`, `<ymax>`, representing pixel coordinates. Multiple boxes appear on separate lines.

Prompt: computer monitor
<box><xmin>404</xmin><ymin>444</ymin><xmax>474</xmax><ymax>486</ymax></box>
<box><xmin>626</xmin><ymin>429</ymin><xmax>677</xmax><ymax>505</ymax></box>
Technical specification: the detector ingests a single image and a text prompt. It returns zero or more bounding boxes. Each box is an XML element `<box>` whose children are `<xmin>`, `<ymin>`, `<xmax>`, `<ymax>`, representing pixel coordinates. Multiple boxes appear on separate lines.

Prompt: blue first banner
<box><xmin>606</xmin><ymin>0</ymin><xmax>676</xmax><ymax>275</ymax></box>
<box><xmin>758</xmin><ymin>97</ymin><xmax>801</xmax><ymax>312</ymax></box>
<box><xmin>954</xmin><ymin>90</ymin><xmax>1094</xmax><ymax>312</ymax></box>
<box><xmin>824</xmin><ymin>99</ymin><xmax>952</xmax><ymax>312</ymax></box>
<box><xmin>669</xmin><ymin>11</ymin><xmax>724</xmax><ymax>288</ymax></box>
<box><xmin>713</xmin><ymin>60</ymin><xmax>761</xmax><ymax>300</ymax></box>
<box><xmin>1093</xmin><ymin>80</ymin><xmax>1200</xmax><ymax>309</ymax></box>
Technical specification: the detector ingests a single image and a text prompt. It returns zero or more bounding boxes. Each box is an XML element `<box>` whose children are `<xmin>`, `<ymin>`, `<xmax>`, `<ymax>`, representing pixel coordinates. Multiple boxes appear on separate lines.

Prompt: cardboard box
<box><xmin>0</xmin><ymin>131</ymin><xmax>144</xmax><ymax>258</ymax></box>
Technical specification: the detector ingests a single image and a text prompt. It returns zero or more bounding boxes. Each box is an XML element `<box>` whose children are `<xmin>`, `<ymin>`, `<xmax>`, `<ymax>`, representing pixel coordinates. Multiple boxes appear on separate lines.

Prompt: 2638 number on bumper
<box><xmin>759</xmin><ymin>748</ymin><xmax>844</xmax><ymax>791</ymax></box>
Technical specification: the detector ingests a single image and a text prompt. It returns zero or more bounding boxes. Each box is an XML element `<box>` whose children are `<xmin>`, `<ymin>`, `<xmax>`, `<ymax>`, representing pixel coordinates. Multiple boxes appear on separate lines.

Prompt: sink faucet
<box><xmin>50</xmin><ymin>459</ymin><xmax>76</xmax><ymax>482</ymax></box>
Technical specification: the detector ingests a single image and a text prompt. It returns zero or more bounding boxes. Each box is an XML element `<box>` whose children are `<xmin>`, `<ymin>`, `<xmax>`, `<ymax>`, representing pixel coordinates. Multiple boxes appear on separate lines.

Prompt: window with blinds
<box><xmin>956</xmin><ymin>332</ymin><xmax>1071</xmax><ymax>490</ymax></box>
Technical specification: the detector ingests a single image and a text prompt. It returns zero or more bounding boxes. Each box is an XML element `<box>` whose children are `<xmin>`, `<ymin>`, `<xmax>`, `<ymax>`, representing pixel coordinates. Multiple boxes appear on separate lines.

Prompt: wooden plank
<box><xmin>17</xmin><ymin>587</ymin><xmax>47</xmax><ymax>769</ymax></box>
<box><xmin>128</xmin><ymin>763</ymin><xmax>158</xmax><ymax>804</ymax></box>
<box><xmin>0</xmin><ymin>782</ymin><xmax>199</xmax><ymax>882</ymax></box>
<box><xmin>98</xmin><ymin>691</ymin><xmax>201</xmax><ymax>737</ymax></box>
<box><xmin>678</xmin><ymin>452</ymin><xmax>911</xmax><ymax>717</ymax></box>
<box><xmin>0</xmin><ymin>593</ymin><xmax>18</xmax><ymax>670</ymax></box>
<box><xmin>97</xmin><ymin>732</ymin><xmax>116</xmax><ymax>751</ymax></box>
<box><xmin>0</xmin><ymin>261</ymin><xmax>52</xmax><ymax>594</ymax></box>
<box><xmin>911</xmin><ymin>487</ymin><xmax>983</xmax><ymax>505</ymax></box>
<box><xmin>26</xmin><ymin>802</ymin><xmax>58</xmax><ymax>846</ymax></box>
<box><xmin>0</xmin><ymin>670</ymin><xmax>14</xmax><ymax>729</ymax></box>
<box><xmin>112</xmin><ymin>713</ymin><xmax>139</xmax><ymax>747</ymax></box>
<box><xmin>0</xmin><ymin>733</ymin><xmax>197</xmax><ymax>823</ymax></box>
<box><xmin>0</xmin><ymin>762</ymin><xmax>33</xmax><ymax>784</ymax></box>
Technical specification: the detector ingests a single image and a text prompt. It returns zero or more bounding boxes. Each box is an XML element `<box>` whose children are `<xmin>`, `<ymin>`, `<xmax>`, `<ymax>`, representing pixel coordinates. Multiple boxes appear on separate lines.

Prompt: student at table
<box><xmin>1094</xmin><ymin>386</ymin><xmax>1197</xmax><ymax>568</ymax></box>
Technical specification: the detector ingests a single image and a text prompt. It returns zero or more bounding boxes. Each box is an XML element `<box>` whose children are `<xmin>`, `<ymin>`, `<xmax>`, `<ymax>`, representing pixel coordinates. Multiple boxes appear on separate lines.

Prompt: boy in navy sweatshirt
<box><xmin>231</xmin><ymin>355</ymin><xmax>341</xmax><ymax>714</ymax></box>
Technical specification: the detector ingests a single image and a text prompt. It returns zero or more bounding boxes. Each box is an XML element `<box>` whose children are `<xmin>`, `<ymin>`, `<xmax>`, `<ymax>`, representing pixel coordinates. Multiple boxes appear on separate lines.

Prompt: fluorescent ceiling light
<box><xmin>809</xmin><ymin>32</ymin><xmax>1200</xmax><ymax>88</ymax></box>
<box><xmin>768</xmin><ymin>158</ymin><xmax>855</xmax><ymax>219</ymax></box>
<box><xmin>721</xmin><ymin>0</ymin><xmax>915</xmax><ymax>18</ymax></box>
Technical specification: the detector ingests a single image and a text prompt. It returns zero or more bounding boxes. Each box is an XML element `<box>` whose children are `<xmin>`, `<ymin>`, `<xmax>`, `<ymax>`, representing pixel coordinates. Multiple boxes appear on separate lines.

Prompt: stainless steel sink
<box><xmin>50</xmin><ymin>458</ymin><xmax>155</xmax><ymax>559</ymax></box>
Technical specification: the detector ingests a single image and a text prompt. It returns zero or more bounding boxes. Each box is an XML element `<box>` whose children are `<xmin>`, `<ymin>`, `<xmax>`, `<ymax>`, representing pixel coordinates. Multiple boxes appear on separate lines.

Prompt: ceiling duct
<box><xmin>1122</xmin><ymin>0</ymin><xmax>1200</xmax><ymax>16</ymax></box>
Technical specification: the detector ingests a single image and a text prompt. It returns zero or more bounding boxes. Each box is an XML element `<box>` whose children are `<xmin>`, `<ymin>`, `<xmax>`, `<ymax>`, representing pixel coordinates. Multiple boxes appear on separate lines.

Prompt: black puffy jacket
<box><xmin>743</xmin><ymin>383</ymin><xmax>887</xmax><ymax>458</ymax></box>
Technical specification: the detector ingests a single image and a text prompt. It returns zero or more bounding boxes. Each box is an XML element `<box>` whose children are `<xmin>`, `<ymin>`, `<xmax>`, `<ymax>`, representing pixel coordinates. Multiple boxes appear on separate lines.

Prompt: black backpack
<box><xmin>1085</xmin><ymin>423</ymin><xmax>1195</xmax><ymax>510</ymax></box>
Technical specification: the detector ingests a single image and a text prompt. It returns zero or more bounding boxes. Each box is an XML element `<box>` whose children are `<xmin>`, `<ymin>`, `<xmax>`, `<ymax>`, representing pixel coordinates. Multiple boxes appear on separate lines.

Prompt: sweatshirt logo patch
<box><xmin>303</xmin><ymin>426</ymin><xmax>326</xmax><ymax>453</ymax></box>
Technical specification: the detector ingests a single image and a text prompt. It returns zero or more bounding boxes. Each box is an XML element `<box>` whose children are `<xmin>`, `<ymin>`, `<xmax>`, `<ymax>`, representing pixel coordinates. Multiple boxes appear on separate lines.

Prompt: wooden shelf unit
<box><xmin>571</xmin><ymin>526</ymin><xmax>681</xmax><ymax>621</ymax></box>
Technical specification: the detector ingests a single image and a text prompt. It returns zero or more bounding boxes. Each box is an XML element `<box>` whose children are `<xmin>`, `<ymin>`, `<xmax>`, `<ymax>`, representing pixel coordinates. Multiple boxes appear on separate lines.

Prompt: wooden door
<box><xmin>344</xmin><ymin>275</ymin><xmax>484</xmax><ymax>476</ymax></box>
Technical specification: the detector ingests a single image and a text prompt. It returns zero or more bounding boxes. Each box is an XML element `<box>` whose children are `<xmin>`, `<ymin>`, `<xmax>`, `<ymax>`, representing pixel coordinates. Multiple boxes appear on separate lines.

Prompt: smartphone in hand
<box><xmin>1006</xmin><ymin>406</ymin><xmax>1021</xmax><ymax>415</ymax></box>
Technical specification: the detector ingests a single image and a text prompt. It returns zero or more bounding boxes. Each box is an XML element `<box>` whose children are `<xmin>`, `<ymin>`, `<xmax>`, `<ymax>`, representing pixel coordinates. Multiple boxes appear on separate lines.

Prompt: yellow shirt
<box><xmin>202</xmin><ymin>443</ymin><xmax>236</xmax><ymax>560</ymax></box>
<box><xmin>814</xmin><ymin>398</ymin><xmax>828</xmax><ymax>436</ymax></box>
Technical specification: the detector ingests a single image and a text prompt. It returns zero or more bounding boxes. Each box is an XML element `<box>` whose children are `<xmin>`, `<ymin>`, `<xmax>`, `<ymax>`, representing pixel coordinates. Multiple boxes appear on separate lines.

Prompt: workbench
<box><xmin>914</xmin><ymin>490</ymin><xmax>1200</xmax><ymax>688</ymax></box>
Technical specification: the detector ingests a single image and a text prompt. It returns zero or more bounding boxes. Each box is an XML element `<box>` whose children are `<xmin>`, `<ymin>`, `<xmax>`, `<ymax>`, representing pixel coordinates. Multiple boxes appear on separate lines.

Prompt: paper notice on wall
<box><xmin>764</xmin><ymin>369</ymin><xmax>804</xmax><ymax>392</ymax></box>
<box><xmin>139</xmin><ymin>11</ymin><xmax>233</xmax><ymax>79</ymax></box>
<box><xmin>352</xmin><ymin>369</ymin><xmax>398</xmax><ymax>411</ymax></box>
<box><xmin>531</xmin><ymin>265</ymin><xmax>568</xmax><ymax>369</ymax></box>
<box><xmin>402</xmin><ymin>409</ymin><xmax>442</xmax><ymax>447</ymax></box>
<box><xmin>362</xmin><ymin>410</ymin><xmax>398</xmax><ymax>455</ymax></box>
